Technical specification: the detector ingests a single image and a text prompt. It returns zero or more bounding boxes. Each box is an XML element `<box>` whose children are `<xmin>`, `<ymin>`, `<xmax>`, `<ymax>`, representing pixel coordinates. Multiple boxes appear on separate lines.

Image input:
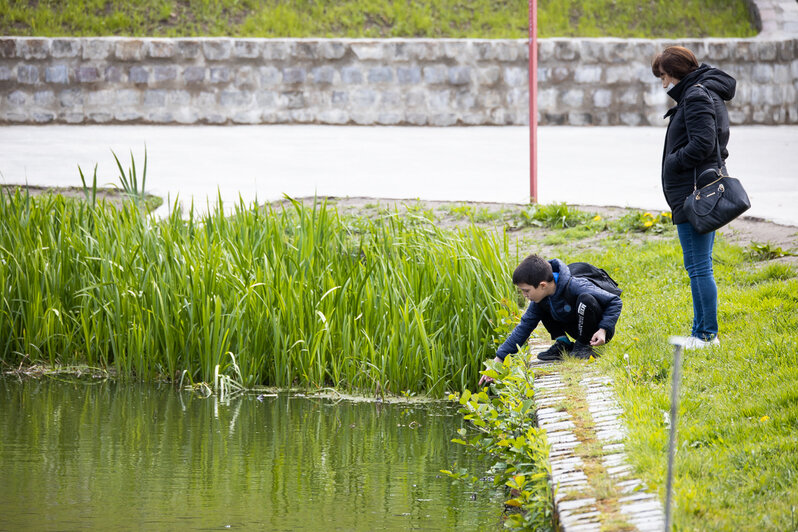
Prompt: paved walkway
<box><xmin>1</xmin><ymin>125</ymin><xmax>796</xmax><ymax>226</ymax></box>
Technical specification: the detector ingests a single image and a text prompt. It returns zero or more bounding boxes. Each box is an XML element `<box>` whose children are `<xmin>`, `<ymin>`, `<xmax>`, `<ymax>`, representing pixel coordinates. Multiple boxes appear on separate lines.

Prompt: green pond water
<box><xmin>0</xmin><ymin>379</ymin><xmax>503</xmax><ymax>531</ymax></box>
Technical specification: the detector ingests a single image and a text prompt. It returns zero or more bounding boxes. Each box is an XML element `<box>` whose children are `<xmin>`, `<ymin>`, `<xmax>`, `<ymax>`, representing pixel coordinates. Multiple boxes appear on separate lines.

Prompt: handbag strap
<box><xmin>683</xmin><ymin>83</ymin><xmax>725</xmax><ymax>191</ymax></box>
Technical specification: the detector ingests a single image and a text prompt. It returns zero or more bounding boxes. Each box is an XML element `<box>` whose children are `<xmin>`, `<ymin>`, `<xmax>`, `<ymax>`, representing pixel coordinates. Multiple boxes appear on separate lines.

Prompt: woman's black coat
<box><xmin>661</xmin><ymin>64</ymin><xmax>737</xmax><ymax>224</ymax></box>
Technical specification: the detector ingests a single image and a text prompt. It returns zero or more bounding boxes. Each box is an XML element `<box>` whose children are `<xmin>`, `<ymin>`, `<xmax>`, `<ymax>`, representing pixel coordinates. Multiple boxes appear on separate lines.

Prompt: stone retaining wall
<box><xmin>1</xmin><ymin>36</ymin><xmax>796</xmax><ymax>126</ymax></box>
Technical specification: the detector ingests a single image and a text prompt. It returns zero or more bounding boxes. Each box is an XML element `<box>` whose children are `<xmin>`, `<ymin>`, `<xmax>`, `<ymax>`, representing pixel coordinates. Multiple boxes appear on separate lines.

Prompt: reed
<box><xmin>0</xmin><ymin>192</ymin><xmax>514</xmax><ymax>396</ymax></box>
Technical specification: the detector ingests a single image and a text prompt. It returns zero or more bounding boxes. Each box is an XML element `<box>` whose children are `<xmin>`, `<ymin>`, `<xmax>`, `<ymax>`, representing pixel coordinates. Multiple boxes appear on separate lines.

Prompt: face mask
<box><xmin>665</xmin><ymin>82</ymin><xmax>675</xmax><ymax>92</ymax></box>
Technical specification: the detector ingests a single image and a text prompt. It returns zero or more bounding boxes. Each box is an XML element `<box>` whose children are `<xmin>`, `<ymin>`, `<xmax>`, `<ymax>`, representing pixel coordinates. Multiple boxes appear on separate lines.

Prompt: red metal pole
<box><xmin>528</xmin><ymin>0</ymin><xmax>538</xmax><ymax>203</ymax></box>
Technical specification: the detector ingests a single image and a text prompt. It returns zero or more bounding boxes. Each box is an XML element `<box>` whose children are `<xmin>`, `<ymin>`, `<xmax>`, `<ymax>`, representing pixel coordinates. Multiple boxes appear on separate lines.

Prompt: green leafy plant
<box><xmin>445</xmin><ymin>356</ymin><xmax>553</xmax><ymax>531</ymax></box>
<box><xmin>510</xmin><ymin>203</ymin><xmax>591</xmax><ymax>230</ymax></box>
<box><xmin>746</xmin><ymin>241</ymin><xmax>795</xmax><ymax>261</ymax></box>
<box><xmin>613</xmin><ymin>210</ymin><xmax>673</xmax><ymax>233</ymax></box>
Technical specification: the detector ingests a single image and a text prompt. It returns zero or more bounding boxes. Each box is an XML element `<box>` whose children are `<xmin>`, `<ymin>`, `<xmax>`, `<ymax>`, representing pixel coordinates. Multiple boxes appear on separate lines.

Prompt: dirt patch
<box><xmin>277</xmin><ymin>196</ymin><xmax>798</xmax><ymax>264</ymax></box>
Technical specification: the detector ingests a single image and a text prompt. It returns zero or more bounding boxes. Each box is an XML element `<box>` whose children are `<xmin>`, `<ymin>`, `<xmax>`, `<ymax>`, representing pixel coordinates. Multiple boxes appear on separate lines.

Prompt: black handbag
<box><xmin>682</xmin><ymin>84</ymin><xmax>750</xmax><ymax>234</ymax></box>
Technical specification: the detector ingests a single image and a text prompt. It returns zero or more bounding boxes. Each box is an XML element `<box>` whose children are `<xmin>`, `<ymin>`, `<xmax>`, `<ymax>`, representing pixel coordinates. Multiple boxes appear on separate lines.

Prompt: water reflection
<box><xmin>0</xmin><ymin>380</ymin><xmax>501</xmax><ymax>531</ymax></box>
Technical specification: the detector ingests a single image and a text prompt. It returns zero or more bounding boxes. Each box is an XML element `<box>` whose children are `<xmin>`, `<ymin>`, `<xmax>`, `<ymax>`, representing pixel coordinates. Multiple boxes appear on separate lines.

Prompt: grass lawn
<box><xmin>1</xmin><ymin>0</ymin><xmax>757</xmax><ymax>38</ymax></box>
<box><xmin>534</xmin><ymin>218</ymin><xmax>798</xmax><ymax>530</ymax></box>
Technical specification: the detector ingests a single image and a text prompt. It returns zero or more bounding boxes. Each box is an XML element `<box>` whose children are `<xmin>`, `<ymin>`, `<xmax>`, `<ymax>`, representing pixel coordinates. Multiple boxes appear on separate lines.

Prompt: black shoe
<box><xmin>537</xmin><ymin>341</ymin><xmax>573</xmax><ymax>361</ymax></box>
<box><xmin>571</xmin><ymin>342</ymin><xmax>597</xmax><ymax>360</ymax></box>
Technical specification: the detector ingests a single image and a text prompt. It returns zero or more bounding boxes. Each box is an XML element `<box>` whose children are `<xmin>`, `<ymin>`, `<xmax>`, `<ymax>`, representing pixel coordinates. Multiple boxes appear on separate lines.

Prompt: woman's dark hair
<box><xmin>512</xmin><ymin>254</ymin><xmax>554</xmax><ymax>287</ymax></box>
<box><xmin>651</xmin><ymin>46</ymin><xmax>699</xmax><ymax>80</ymax></box>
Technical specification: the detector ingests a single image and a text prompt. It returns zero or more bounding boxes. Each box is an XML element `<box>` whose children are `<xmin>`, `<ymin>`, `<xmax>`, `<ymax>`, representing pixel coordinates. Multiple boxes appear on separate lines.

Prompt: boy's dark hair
<box><xmin>651</xmin><ymin>46</ymin><xmax>699</xmax><ymax>80</ymax></box>
<box><xmin>512</xmin><ymin>254</ymin><xmax>554</xmax><ymax>287</ymax></box>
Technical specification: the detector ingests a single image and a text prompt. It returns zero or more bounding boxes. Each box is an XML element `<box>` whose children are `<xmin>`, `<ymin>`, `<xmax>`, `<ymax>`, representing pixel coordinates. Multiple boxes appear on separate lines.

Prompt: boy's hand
<box><xmin>478</xmin><ymin>356</ymin><xmax>503</xmax><ymax>386</ymax></box>
<box><xmin>590</xmin><ymin>328</ymin><xmax>607</xmax><ymax>346</ymax></box>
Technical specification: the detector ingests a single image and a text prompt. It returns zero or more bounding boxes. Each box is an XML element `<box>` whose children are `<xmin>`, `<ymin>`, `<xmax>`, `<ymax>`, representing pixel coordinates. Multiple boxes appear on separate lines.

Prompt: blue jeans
<box><xmin>676</xmin><ymin>223</ymin><xmax>718</xmax><ymax>340</ymax></box>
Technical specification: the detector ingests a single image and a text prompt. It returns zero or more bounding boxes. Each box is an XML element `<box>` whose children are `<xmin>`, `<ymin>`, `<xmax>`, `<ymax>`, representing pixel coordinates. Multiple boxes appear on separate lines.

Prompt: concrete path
<box><xmin>1</xmin><ymin>124</ymin><xmax>796</xmax><ymax>225</ymax></box>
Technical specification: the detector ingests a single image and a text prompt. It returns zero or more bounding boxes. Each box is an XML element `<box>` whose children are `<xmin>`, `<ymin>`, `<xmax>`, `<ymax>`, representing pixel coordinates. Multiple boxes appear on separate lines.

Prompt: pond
<box><xmin>0</xmin><ymin>379</ymin><xmax>502</xmax><ymax>531</ymax></box>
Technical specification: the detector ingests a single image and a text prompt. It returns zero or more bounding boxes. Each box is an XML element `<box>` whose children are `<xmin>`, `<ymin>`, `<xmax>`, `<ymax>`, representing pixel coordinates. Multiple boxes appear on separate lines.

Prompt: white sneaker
<box><xmin>683</xmin><ymin>336</ymin><xmax>720</xmax><ymax>350</ymax></box>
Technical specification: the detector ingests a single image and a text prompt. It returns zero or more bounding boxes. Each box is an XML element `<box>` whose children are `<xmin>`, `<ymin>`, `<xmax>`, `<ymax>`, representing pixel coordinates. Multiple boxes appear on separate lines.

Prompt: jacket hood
<box><xmin>550</xmin><ymin>259</ymin><xmax>571</xmax><ymax>297</ymax></box>
<box><xmin>667</xmin><ymin>64</ymin><xmax>737</xmax><ymax>103</ymax></box>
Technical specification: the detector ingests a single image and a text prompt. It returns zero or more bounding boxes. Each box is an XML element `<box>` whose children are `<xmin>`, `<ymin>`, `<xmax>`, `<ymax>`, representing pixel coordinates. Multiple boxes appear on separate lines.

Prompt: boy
<box><xmin>479</xmin><ymin>254</ymin><xmax>622</xmax><ymax>385</ymax></box>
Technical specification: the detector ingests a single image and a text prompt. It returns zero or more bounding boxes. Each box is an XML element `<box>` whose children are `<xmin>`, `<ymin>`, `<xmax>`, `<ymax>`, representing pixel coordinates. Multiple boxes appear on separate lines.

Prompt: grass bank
<box><xmin>516</xmin><ymin>218</ymin><xmax>798</xmax><ymax>530</ymax></box>
<box><xmin>1</xmin><ymin>0</ymin><xmax>757</xmax><ymax>38</ymax></box>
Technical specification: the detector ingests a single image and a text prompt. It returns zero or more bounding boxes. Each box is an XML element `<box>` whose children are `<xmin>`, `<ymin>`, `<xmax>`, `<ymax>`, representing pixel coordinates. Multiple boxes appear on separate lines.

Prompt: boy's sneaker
<box><xmin>537</xmin><ymin>341</ymin><xmax>573</xmax><ymax>361</ymax></box>
<box><xmin>571</xmin><ymin>342</ymin><xmax>597</xmax><ymax>360</ymax></box>
<box><xmin>684</xmin><ymin>336</ymin><xmax>720</xmax><ymax>350</ymax></box>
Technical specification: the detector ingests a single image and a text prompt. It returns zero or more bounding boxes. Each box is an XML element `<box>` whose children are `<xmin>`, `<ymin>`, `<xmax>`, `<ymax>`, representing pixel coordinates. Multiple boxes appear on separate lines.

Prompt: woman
<box><xmin>651</xmin><ymin>46</ymin><xmax>736</xmax><ymax>349</ymax></box>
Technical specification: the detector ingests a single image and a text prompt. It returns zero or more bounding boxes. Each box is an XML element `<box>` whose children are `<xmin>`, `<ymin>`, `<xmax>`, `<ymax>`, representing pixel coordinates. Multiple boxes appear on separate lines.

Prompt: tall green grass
<box><xmin>0</xmin><ymin>192</ymin><xmax>515</xmax><ymax>396</ymax></box>
<box><xmin>0</xmin><ymin>0</ymin><xmax>756</xmax><ymax>38</ymax></box>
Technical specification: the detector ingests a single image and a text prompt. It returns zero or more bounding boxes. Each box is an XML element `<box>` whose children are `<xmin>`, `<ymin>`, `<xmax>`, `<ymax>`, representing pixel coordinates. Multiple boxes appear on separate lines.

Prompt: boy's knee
<box><xmin>575</xmin><ymin>293</ymin><xmax>600</xmax><ymax>315</ymax></box>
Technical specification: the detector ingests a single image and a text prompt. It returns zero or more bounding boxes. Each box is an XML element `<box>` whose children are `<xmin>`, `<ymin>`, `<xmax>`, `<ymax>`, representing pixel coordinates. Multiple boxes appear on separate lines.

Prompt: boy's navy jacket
<box><xmin>495</xmin><ymin>259</ymin><xmax>623</xmax><ymax>361</ymax></box>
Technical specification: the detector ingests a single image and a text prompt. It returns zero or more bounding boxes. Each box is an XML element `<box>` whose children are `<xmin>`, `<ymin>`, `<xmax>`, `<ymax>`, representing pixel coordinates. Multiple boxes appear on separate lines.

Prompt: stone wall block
<box><xmin>8</xmin><ymin>90</ymin><xmax>27</xmax><ymax>106</ymax></box>
<box><xmin>34</xmin><ymin>90</ymin><xmax>54</xmax><ymax>105</ymax></box>
<box><xmin>221</xmin><ymin>90</ymin><xmax>254</xmax><ymax>107</ymax></box>
<box><xmin>331</xmin><ymin>90</ymin><xmax>348</xmax><ymax>106</ymax></box>
<box><xmin>106</xmin><ymin>65</ymin><xmax>124</xmax><ymax>83</ymax></box>
<box><xmin>183</xmin><ymin>66</ymin><xmax>206</xmax><ymax>83</ymax></box>
<box><xmin>554</xmin><ymin>40</ymin><xmax>580</xmax><ymax>61</ymax></box>
<box><xmin>319</xmin><ymin>41</ymin><xmax>347</xmax><ymax>60</ymax></box>
<box><xmin>443</xmin><ymin>41</ymin><xmax>471</xmax><ymax>61</ymax></box>
<box><xmin>234</xmin><ymin>39</ymin><xmax>262</xmax><ymax>59</ymax></box>
<box><xmin>777</xmin><ymin>39</ymin><xmax>795</xmax><ymax>61</ymax></box>
<box><xmin>45</xmin><ymin>65</ymin><xmax>70</xmax><ymax>84</ymax></box>
<box><xmin>352</xmin><ymin>42</ymin><xmax>386</xmax><ymax>61</ymax></box>
<box><xmin>143</xmin><ymin>89</ymin><xmax>167</xmax><ymax>107</ymax></box>
<box><xmin>405</xmin><ymin>89</ymin><xmax>426</xmax><ymax>108</ymax></box>
<box><xmin>733</xmin><ymin>41</ymin><xmax>755</xmax><ymax>61</ymax></box>
<box><xmin>263</xmin><ymin>41</ymin><xmax>293</xmax><ymax>61</ymax></box>
<box><xmin>17</xmin><ymin>65</ymin><xmax>39</xmax><ymax>84</ymax></box>
<box><xmin>116</xmin><ymin>89</ymin><xmax>140</xmax><ymax>107</ymax></box>
<box><xmin>351</xmin><ymin>87</ymin><xmax>377</xmax><ymax>108</ymax></box>
<box><xmin>0</xmin><ymin>39</ymin><xmax>17</xmax><ymax>59</ymax></box>
<box><xmin>396</xmin><ymin>66</ymin><xmax>421</xmax><ymax>85</ymax></box>
<box><xmin>455</xmin><ymin>90</ymin><xmax>477</xmax><ymax>110</ymax></box>
<box><xmin>620</xmin><ymin>112</ymin><xmax>642</xmax><ymax>126</ymax></box>
<box><xmin>167</xmin><ymin>90</ymin><xmax>191</xmax><ymax>106</ymax></box>
<box><xmin>574</xmin><ymin>65</ymin><xmax>602</xmax><ymax>83</ymax></box>
<box><xmin>88</xmin><ymin>90</ymin><xmax>115</xmax><ymax>106</ymax></box>
<box><xmin>551</xmin><ymin>66</ymin><xmax>571</xmax><ymax>83</ymax></box>
<box><xmin>153</xmin><ymin>65</ymin><xmax>177</xmax><ymax>82</ymax></box>
<box><xmin>578</xmin><ymin>41</ymin><xmax>604</xmax><ymax>63</ymax></box>
<box><xmin>318</xmin><ymin>109</ymin><xmax>348</xmax><ymax>124</ymax></box>
<box><xmin>149</xmin><ymin>40</ymin><xmax>176</xmax><ymax>59</ymax></box>
<box><xmin>774</xmin><ymin>64</ymin><xmax>791</xmax><ymax>83</ymax></box>
<box><xmin>18</xmin><ymin>38</ymin><xmax>50</xmax><ymax>60</ymax></box>
<box><xmin>129</xmin><ymin>66</ymin><xmax>150</xmax><ymax>85</ymax></box>
<box><xmin>448</xmin><ymin>66</ymin><xmax>471</xmax><ymax>85</ymax></box>
<box><xmin>753</xmin><ymin>64</ymin><xmax>774</xmax><ymax>83</ymax></box>
<box><xmin>504</xmin><ymin>66</ymin><xmax>527</xmax><ymax>86</ymax></box>
<box><xmin>706</xmin><ymin>40</ymin><xmax>730</xmax><ymax>61</ymax></box>
<box><xmin>52</xmin><ymin>39</ymin><xmax>80</xmax><ymax>58</ymax></box>
<box><xmin>209</xmin><ymin>67</ymin><xmax>232</xmax><ymax>84</ymax></box>
<box><xmin>537</xmin><ymin>40</ymin><xmax>555</xmax><ymax>62</ymax></box>
<box><xmin>283</xmin><ymin>67</ymin><xmax>306</xmax><ymax>84</ymax></box>
<box><xmin>423</xmin><ymin>65</ymin><xmax>448</xmax><ymax>84</ymax></box>
<box><xmin>259</xmin><ymin>66</ymin><xmax>282</xmax><ymax>86</ymax></box>
<box><xmin>368</xmin><ymin>66</ymin><xmax>393</xmax><ymax>83</ymax></box>
<box><xmin>177</xmin><ymin>40</ymin><xmax>201</xmax><ymax>59</ymax></box>
<box><xmin>561</xmin><ymin>89</ymin><xmax>584</xmax><ymax>109</ymax></box>
<box><xmin>82</xmin><ymin>39</ymin><xmax>112</xmax><ymax>60</ymax></box>
<box><xmin>116</xmin><ymin>40</ymin><xmax>146</xmax><ymax>61</ymax></box>
<box><xmin>0</xmin><ymin>66</ymin><xmax>12</xmax><ymax>81</ymax></box>
<box><xmin>477</xmin><ymin>65</ymin><xmax>500</xmax><ymax>85</ymax></box>
<box><xmin>235</xmin><ymin>66</ymin><xmax>259</xmax><ymax>89</ymax></box>
<box><xmin>593</xmin><ymin>89</ymin><xmax>612</xmax><ymax>108</ymax></box>
<box><xmin>428</xmin><ymin>90</ymin><xmax>450</xmax><ymax>111</ymax></box>
<box><xmin>341</xmin><ymin>66</ymin><xmax>363</xmax><ymax>84</ymax></box>
<box><xmin>203</xmin><ymin>40</ymin><xmax>233</xmax><ymax>61</ymax></box>
<box><xmin>60</xmin><ymin>89</ymin><xmax>83</xmax><ymax>107</ymax></box>
<box><xmin>757</xmin><ymin>41</ymin><xmax>778</xmax><ymax>61</ymax></box>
